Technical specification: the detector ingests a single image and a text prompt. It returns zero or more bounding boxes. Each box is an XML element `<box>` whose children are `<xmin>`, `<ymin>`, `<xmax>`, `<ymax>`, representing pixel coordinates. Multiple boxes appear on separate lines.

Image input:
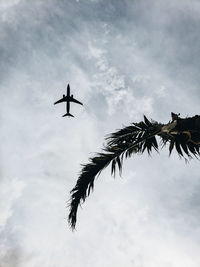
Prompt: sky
<box><xmin>1</xmin><ymin>0</ymin><xmax>200</xmax><ymax>266</ymax></box>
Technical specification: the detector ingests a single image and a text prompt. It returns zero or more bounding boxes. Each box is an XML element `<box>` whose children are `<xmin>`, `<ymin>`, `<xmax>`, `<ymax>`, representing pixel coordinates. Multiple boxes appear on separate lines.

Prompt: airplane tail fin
<box><xmin>62</xmin><ymin>112</ymin><xmax>74</xmax><ymax>118</ymax></box>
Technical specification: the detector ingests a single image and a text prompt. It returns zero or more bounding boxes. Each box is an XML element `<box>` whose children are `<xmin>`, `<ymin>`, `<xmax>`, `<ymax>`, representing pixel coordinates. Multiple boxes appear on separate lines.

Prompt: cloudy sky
<box><xmin>1</xmin><ymin>0</ymin><xmax>200</xmax><ymax>266</ymax></box>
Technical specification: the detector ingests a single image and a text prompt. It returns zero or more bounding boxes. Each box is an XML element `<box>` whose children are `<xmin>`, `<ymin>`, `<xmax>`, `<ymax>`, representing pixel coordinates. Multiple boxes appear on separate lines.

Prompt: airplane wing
<box><xmin>70</xmin><ymin>97</ymin><xmax>83</xmax><ymax>105</ymax></box>
<box><xmin>54</xmin><ymin>97</ymin><xmax>67</xmax><ymax>105</ymax></box>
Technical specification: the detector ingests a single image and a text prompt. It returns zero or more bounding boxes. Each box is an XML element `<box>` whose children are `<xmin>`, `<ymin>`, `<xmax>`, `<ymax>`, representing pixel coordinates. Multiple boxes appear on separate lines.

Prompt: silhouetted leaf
<box><xmin>68</xmin><ymin>114</ymin><xmax>200</xmax><ymax>230</ymax></box>
<box><xmin>180</xmin><ymin>142</ymin><xmax>190</xmax><ymax>157</ymax></box>
<box><xmin>169</xmin><ymin>140</ymin><xmax>174</xmax><ymax>155</ymax></box>
<box><xmin>144</xmin><ymin>115</ymin><xmax>151</xmax><ymax>126</ymax></box>
<box><xmin>175</xmin><ymin>141</ymin><xmax>183</xmax><ymax>157</ymax></box>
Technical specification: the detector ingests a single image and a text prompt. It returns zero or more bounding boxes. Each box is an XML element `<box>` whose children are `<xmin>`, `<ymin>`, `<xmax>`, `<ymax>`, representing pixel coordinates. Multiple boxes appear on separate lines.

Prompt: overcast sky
<box><xmin>1</xmin><ymin>0</ymin><xmax>200</xmax><ymax>266</ymax></box>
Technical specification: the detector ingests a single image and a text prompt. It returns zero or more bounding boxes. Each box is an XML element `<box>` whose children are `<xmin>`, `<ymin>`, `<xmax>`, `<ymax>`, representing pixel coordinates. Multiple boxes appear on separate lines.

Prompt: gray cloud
<box><xmin>1</xmin><ymin>0</ymin><xmax>200</xmax><ymax>266</ymax></box>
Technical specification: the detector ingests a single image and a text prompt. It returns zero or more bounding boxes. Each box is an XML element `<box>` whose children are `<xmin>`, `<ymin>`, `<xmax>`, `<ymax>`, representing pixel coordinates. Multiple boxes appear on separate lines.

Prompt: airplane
<box><xmin>54</xmin><ymin>84</ymin><xmax>83</xmax><ymax>117</ymax></box>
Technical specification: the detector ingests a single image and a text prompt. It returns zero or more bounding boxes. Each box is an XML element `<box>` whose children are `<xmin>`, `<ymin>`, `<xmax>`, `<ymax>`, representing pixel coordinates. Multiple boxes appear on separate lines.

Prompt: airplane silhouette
<box><xmin>54</xmin><ymin>84</ymin><xmax>83</xmax><ymax>117</ymax></box>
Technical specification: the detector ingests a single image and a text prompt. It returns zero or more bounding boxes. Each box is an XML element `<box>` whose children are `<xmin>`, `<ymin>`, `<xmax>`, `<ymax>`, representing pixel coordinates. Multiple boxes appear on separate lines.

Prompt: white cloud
<box><xmin>88</xmin><ymin>43</ymin><xmax>154</xmax><ymax>119</ymax></box>
<box><xmin>0</xmin><ymin>0</ymin><xmax>20</xmax><ymax>10</ymax></box>
<box><xmin>0</xmin><ymin>178</ymin><xmax>25</xmax><ymax>229</ymax></box>
<box><xmin>1</xmin><ymin>0</ymin><xmax>200</xmax><ymax>266</ymax></box>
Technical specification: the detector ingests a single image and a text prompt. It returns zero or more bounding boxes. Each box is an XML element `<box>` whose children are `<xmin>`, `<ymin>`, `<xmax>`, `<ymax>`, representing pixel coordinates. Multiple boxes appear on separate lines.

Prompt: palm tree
<box><xmin>68</xmin><ymin>113</ymin><xmax>200</xmax><ymax>229</ymax></box>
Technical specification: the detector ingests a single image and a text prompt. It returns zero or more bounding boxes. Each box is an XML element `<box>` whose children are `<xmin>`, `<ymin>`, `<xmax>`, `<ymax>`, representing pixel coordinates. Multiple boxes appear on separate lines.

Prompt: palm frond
<box><xmin>68</xmin><ymin>113</ymin><xmax>200</xmax><ymax>230</ymax></box>
<box><xmin>68</xmin><ymin>147</ymin><xmax>124</xmax><ymax>229</ymax></box>
<box><xmin>68</xmin><ymin>116</ymin><xmax>162</xmax><ymax>229</ymax></box>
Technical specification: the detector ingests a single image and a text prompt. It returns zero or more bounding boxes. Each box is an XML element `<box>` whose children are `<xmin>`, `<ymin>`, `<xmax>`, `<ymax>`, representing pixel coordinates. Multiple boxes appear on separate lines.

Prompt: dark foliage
<box><xmin>68</xmin><ymin>113</ymin><xmax>200</xmax><ymax>229</ymax></box>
